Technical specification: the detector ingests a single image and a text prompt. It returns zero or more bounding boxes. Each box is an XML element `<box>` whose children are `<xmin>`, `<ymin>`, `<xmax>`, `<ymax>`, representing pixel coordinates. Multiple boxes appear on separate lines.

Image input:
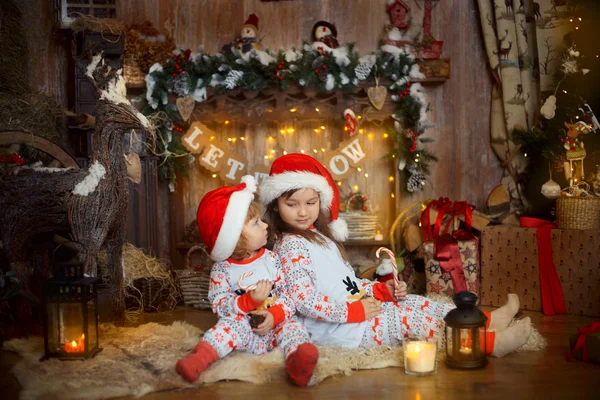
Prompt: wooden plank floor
<box><xmin>2</xmin><ymin>307</ymin><xmax>599</xmax><ymax>400</ymax></box>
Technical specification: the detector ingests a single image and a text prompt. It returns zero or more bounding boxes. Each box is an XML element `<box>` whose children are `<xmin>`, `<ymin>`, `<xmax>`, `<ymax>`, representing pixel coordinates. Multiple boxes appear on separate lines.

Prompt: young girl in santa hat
<box><xmin>176</xmin><ymin>175</ymin><xmax>318</xmax><ymax>386</ymax></box>
<box><xmin>260</xmin><ymin>153</ymin><xmax>531</xmax><ymax>356</ymax></box>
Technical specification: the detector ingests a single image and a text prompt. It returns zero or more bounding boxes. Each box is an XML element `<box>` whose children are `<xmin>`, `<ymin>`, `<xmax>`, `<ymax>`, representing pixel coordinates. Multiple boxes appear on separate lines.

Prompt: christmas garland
<box><xmin>143</xmin><ymin>43</ymin><xmax>434</xmax><ymax>193</ymax></box>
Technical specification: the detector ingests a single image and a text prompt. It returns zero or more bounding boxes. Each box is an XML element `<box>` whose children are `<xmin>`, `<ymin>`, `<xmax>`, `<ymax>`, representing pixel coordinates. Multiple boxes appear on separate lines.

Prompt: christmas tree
<box><xmin>512</xmin><ymin>0</ymin><xmax>600</xmax><ymax>218</ymax></box>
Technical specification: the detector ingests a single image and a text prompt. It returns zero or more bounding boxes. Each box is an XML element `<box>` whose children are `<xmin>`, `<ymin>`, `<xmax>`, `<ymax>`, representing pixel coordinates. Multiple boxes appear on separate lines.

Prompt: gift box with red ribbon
<box><xmin>421</xmin><ymin>198</ymin><xmax>480</xmax><ymax>297</ymax></box>
<box><xmin>480</xmin><ymin>223</ymin><xmax>600</xmax><ymax>317</ymax></box>
<box><xmin>567</xmin><ymin>321</ymin><xmax>600</xmax><ymax>363</ymax></box>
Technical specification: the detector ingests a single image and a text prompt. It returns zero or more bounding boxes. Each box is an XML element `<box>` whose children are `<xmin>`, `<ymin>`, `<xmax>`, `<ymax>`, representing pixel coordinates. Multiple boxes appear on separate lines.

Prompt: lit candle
<box><xmin>459</xmin><ymin>346</ymin><xmax>472</xmax><ymax>356</ymax></box>
<box><xmin>374</xmin><ymin>230</ymin><xmax>384</xmax><ymax>241</ymax></box>
<box><xmin>404</xmin><ymin>341</ymin><xmax>437</xmax><ymax>375</ymax></box>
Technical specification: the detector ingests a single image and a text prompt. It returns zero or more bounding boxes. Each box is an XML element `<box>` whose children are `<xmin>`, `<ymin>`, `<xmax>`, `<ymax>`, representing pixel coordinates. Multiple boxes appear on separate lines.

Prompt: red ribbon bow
<box><xmin>434</xmin><ymin>233</ymin><xmax>469</xmax><ymax>293</ymax></box>
<box><xmin>566</xmin><ymin>321</ymin><xmax>600</xmax><ymax>361</ymax></box>
<box><xmin>519</xmin><ymin>217</ymin><xmax>566</xmax><ymax>316</ymax></box>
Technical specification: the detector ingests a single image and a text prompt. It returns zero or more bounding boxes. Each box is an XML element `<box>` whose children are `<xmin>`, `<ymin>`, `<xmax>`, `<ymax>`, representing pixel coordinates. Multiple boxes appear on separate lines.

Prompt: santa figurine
<box><xmin>312</xmin><ymin>20</ymin><xmax>339</xmax><ymax>50</ymax></box>
<box><xmin>222</xmin><ymin>14</ymin><xmax>261</xmax><ymax>54</ymax></box>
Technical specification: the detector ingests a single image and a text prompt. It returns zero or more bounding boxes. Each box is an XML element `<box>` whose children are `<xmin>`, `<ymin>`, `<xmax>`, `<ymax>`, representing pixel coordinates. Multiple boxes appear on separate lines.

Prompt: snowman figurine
<box><xmin>222</xmin><ymin>14</ymin><xmax>261</xmax><ymax>54</ymax></box>
<box><xmin>312</xmin><ymin>20</ymin><xmax>339</xmax><ymax>50</ymax></box>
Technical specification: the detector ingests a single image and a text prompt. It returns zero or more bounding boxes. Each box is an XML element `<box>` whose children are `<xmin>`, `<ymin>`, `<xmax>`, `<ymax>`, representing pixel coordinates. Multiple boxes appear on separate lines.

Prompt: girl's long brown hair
<box><xmin>263</xmin><ymin>190</ymin><xmax>348</xmax><ymax>262</ymax></box>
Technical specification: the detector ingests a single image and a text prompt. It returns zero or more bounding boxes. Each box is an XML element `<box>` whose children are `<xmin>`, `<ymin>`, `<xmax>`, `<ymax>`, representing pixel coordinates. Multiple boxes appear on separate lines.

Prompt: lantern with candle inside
<box><xmin>41</xmin><ymin>241</ymin><xmax>102</xmax><ymax>360</ymax></box>
<box><xmin>444</xmin><ymin>291</ymin><xmax>488</xmax><ymax>369</ymax></box>
<box><xmin>403</xmin><ymin>337</ymin><xmax>437</xmax><ymax>376</ymax></box>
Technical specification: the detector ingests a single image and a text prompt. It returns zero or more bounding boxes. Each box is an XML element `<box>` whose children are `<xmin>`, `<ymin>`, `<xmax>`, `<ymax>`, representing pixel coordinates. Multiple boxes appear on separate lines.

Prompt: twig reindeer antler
<box><xmin>376</xmin><ymin>247</ymin><xmax>401</xmax><ymax>290</ymax></box>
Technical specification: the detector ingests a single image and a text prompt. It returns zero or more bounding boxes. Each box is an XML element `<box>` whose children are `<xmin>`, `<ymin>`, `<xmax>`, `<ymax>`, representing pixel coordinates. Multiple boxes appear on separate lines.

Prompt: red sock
<box><xmin>176</xmin><ymin>341</ymin><xmax>220</xmax><ymax>382</ymax></box>
<box><xmin>286</xmin><ymin>343</ymin><xmax>319</xmax><ymax>387</ymax></box>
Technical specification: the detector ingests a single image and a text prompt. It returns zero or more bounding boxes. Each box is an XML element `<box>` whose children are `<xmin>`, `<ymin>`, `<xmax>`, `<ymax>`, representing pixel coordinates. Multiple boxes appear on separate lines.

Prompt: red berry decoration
<box><xmin>361</xmin><ymin>206</ymin><xmax>367</xmax><ymax>211</ymax></box>
<box><xmin>321</xmin><ymin>64</ymin><xmax>326</xmax><ymax>69</ymax></box>
<box><xmin>314</xmin><ymin>69</ymin><xmax>319</xmax><ymax>73</ymax></box>
<box><xmin>172</xmin><ymin>73</ymin><xmax>177</xmax><ymax>77</ymax></box>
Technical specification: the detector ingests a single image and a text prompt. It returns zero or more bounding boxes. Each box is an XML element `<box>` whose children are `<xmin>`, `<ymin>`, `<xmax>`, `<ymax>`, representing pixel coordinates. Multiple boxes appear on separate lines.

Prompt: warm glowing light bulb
<box><xmin>315</xmin><ymin>107</ymin><xmax>320</xmax><ymax>112</ymax></box>
<box><xmin>357</xmin><ymin>167</ymin><xmax>362</xmax><ymax>172</ymax></box>
<box><xmin>290</xmin><ymin>107</ymin><xmax>297</xmax><ymax>112</ymax></box>
<box><xmin>391</xmin><ymin>193</ymin><xmax>395</xmax><ymax>198</ymax></box>
<box><xmin>280</xmin><ymin>129</ymin><xmax>285</xmax><ymax>134</ymax></box>
<box><xmin>268</xmin><ymin>136</ymin><xmax>274</xmax><ymax>142</ymax></box>
<box><xmin>224</xmin><ymin>120</ymin><xmax>230</xmax><ymax>125</ymax></box>
<box><xmin>383</xmin><ymin>133</ymin><xmax>389</xmax><ymax>138</ymax></box>
<box><xmin>337</xmin><ymin>181</ymin><xmax>342</xmax><ymax>186</ymax></box>
<box><xmin>367</xmin><ymin>133</ymin><xmax>374</xmax><ymax>139</ymax></box>
<box><xmin>364</xmin><ymin>173</ymin><xmax>369</xmax><ymax>178</ymax></box>
<box><xmin>264</xmin><ymin>155</ymin><xmax>269</xmax><ymax>160</ymax></box>
<box><xmin>300</xmin><ymin>149</ymin><xmax>305</xmax><ymax>153</ymax></box>
<box><xmin>321</xmin><ymin>126</ymin><xmax>326</xmax><ymax>130</ymax></box>
<box><xmin>240</xmin><ymin>137</ymin><xmax>245</xmax><ymax>141</ymax></box>
<box><xmin>321</xmin><ymin>148</ymin><xmax>326</xmax><ymax>152</ymax></box>
<box><xmin>283</xmin><ymin>150</ymin><xmax>288</xmax><ymax>155</ymax></box>
<box><xmin>212</xmin><ymin>174</ymin><xmax>217</xmax><ymax>178</ymax></box>
<box><xmin>359</xmin><ymin>128</ymin><xmax>364</xmax><ymax>134</ymax></box>
<box><xmin>389</xmin><ymin>176</ymin><xmax>394</xmax><ymax>182</ymax></box>
<box><xmin>287</xmin><ymin>128</ymin><xmax>295</xmax><ymax>133</ymax></box>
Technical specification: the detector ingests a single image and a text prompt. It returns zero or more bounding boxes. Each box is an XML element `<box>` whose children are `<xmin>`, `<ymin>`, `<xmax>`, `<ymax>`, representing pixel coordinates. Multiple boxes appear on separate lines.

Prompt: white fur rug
<box><xmin>3</xmin><ymin>319</ymin><xmax>546</xmax><ymax>400</ymax></box>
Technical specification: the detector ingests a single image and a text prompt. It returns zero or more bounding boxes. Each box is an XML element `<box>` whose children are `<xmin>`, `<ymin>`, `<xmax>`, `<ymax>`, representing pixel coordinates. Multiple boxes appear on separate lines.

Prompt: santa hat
<box><xmin>259</xmin><ymin>154</ymin><xmax>348</xmax><ymax>242</ymax></box>
<box><xmin>312</xmin><ymin>21</ymin><xmax>337</xmax><ymax>41</ymax></box>
<box><xmin>197</xmin><ymin>175</ymin><xmax>257</xmax><ymax>261</ymax></box>
<box><xmin>242</xmin><ymin>14</ymin><xmax>259</xmax><ymax>35</ymax></box>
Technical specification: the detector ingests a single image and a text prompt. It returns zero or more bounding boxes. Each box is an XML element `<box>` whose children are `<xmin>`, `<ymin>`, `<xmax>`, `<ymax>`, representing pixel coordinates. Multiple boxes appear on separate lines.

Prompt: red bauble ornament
<box><xmin>172</xmin><ymin>73</ymin><xmax>177</xmax><ymax>77</ymax></box>
<box><xmin>361</xmin><ymin>206</ymin><xmax>367</xmax><ymax>211</ymax></box>
<box><xmin>314</xmin><ymin>69</ymin><xmax>320</xmax><ymax>73</ymax></box>
<box><xmin>321</xmin><ymin>64</ymin><xmax>326</xmax><ymax>69</ymax></box>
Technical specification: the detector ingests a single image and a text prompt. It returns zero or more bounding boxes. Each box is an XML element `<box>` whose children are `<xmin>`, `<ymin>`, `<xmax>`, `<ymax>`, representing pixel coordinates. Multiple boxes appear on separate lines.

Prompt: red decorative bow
<box><xmin>433</xmin><ymin>228</ymin><xmax>476</xmax><ymax>293</ymax></box>
<box><xmin>566</xmin><ymin>321</ymin><xmax>600</xmax><ymax>361</ymax></box>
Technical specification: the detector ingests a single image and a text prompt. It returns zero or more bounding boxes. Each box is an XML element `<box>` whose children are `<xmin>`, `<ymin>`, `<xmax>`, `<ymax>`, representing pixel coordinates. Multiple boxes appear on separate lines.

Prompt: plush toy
<box><xmin>312</xmin><ymin>20</ymin><xmax>339</xmax><ymax>49</ymax></box>
<box><xmin>222</xmin><ymin>14</ymin><xmax>261</xmax><ymax>54</ymax></box>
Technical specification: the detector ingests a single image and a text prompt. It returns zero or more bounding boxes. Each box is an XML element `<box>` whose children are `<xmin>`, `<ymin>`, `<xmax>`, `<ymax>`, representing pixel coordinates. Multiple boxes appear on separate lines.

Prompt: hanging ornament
<box><xmin>541</xmin><ymin>164</ymin><xmax>560</xmax><ymax>200</ymax></box>
<box><xmin>368</xmin><ymin>83</ymin><xmax>387</xmax><ymax>110</ymax></box>
<box><xmin>344</xmin><ymin>109</ymin><xmax>358</xmax><ymax>137</ymax></box>
<box><xmin>540</xmin><ymin>95</ymin><xmax>557</xmax><ymax>119</ymax></box>
<box><xmin>397</xmin><ymin>157</ymin><xmax>407</xmax><ymax>171</ymax></box>
<box><xmin>355</xmin><ymin>61</ymin><xmax>373</xmax><ymax>80</ymax></box>
<box><xmin>176</xmin><ymin>96</ymin><xmax>195</xmax><ymax>122</ymax></box>
<box><xmin>124</xmin><ymin>153</ymin><xmax>142</xmax><ymax>184</ymax></box>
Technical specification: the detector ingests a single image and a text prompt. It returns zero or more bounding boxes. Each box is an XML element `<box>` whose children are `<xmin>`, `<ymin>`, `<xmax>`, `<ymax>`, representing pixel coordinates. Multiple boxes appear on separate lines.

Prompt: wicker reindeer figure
<box><xmin>0</xmin><ymin>57</ymin><xmax>150</xmax><ymax>324</ymax></box>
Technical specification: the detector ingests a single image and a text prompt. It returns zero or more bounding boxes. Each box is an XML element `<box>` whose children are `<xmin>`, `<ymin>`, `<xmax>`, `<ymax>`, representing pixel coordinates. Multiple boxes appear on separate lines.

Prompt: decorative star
<box><xmin>429</xmin><ymin>281</ymin><xmax>444</xmax><ymax>294</ymax></box>
<box><xmin>461</xmin><ymin>246</ymin><xmax>474</xmax><ymax>260</ymax></box>
<box><xmin>465</xmin><ymin>261</ymin><xmax>477</xmax><ymax>276</ymax></box>
<box><xmin>427</xmin><ymin>263</ymin><xmax>440</xmax><ymax>276</ymax></box>
<box><xmin>468</xmin><ymin>280</ymin><xmax>479</xmax><ymax>294</ymax></box>
<box><xmin>440</xmin><ymin>272</ymin><xmax>453</xmax><ymax>285</ymax></box>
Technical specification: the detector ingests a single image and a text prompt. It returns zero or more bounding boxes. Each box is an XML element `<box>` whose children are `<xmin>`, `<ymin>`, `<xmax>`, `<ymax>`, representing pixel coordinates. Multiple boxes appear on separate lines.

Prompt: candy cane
<box><xmin>376</xmin><ymin>247</ymin><xmax>400</xmax><ymax>290</ymax></box>
<box><xmin>238</xmin><ymin>271</ymin><xmax>257</xmax><ymax>292</ymax></box>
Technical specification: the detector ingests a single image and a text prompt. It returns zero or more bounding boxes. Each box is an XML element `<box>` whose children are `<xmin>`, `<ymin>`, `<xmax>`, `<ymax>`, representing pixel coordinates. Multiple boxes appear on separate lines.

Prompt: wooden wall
<box><xmin>23</xmin><ymin>0</ymin><xmax>502</xmax><ymax>266</ymax></box>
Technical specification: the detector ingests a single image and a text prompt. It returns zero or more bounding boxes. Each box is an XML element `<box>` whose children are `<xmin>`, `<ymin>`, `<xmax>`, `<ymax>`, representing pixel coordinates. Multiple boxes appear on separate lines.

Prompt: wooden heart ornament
<box><xmin>367</xmin><ymin>86</ymin><xmax>387</xmax><ymax>110</ymax></box>
<box><xmin>176</xmin><ymin>96</ymin><xmax>195</xmax><ymax>122</ymax></box>
<box><xmin>124</xmin><ymin>153</ymin><xmax>142</xmax><ymax>184</ymax></box>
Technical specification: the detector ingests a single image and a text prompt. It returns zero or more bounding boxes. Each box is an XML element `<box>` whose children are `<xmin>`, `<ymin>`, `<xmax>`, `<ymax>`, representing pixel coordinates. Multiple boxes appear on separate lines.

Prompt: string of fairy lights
<box><xmin>206</xmin><ymin>109</ymin><xmax>399</xmax><ymax>200</ymax></box>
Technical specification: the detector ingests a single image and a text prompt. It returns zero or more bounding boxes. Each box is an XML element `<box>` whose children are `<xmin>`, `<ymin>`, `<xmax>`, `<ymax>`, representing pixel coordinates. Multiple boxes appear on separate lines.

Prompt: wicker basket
<box><xmin>126</xmin><ymin>277</ymin><xmax>173</xmax><ymax>312</ymax></box>
<box><xmin>556</xmin><ymin>196</ymin><xmax>600</xmax><ymax>230</ymax></box>
<box><xmin>176</xmin><ymin>244</ymin><xmax>212</xmax><ymax>309</ymax></box>
<box><xmin>123</xmin><ymin>60</ymin><xmax>147</xmax><ymax>88</ymax></box>
<box><xmin>338</xmin><ymin>211</ymin><xmax>378</xmax><ymax>240</ymax></box>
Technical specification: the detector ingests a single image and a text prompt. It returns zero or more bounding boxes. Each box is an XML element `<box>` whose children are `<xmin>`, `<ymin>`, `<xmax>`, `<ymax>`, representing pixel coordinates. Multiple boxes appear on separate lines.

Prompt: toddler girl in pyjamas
<box><xmin>176</xmin><ymin>175</ymin><xmax>318</xmax><ymax>386</ymax></box>
<box><xmin>260</xmin><ymin>154</ymin><xmax>532</xmax><ymax>356</ymax></box>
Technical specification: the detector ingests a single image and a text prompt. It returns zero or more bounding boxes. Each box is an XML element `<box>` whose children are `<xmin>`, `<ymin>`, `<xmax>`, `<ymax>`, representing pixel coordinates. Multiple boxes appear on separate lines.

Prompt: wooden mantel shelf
<box><xmin>131</xmin><ymin>59</ymin><xmax>449</xmax><ymax>124</ymax></box>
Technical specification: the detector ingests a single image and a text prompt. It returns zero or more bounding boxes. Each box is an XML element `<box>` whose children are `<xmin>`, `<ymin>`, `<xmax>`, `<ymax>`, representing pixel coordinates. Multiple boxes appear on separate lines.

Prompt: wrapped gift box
<box><xmin>480</xmin><ymin>226</ymin><xmax>600</xmax><ymax>317</ymax></box>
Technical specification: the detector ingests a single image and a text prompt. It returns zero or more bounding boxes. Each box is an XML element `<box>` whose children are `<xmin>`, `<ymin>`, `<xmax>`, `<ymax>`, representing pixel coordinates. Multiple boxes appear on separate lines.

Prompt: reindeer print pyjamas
<box><xmin>273</xmin><ymin>232</ymin><xmax>455</xmax><ymax>347</ymax></box>
<box><xmin>203</xmin><ymin>248</ymin><xmax>311</xmax><ymax>358</ymax></box>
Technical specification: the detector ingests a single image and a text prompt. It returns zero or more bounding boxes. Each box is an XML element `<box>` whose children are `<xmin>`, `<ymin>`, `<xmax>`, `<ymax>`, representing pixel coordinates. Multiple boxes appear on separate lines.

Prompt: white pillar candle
<box><xmin>404</xmin><ymin>341</ymin><xmax>437</xmax><ymax>373</ymax></box>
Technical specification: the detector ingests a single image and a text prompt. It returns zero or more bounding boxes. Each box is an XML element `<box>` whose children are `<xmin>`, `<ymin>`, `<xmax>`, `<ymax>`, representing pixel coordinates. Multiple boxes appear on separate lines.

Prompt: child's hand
<box><xmin>252</xmin><ymin>310</ymin><xmax>274</xmax><ymax>335</ymax></box>
<box><xmin>250</xmin><ymin>280</ymin><xmax>273</xmax><ymax>303</ymax></box>
<box><xmin>360</xmin><ymin>297</ymin><xmax>382</xmax><ymax>320</ymax></box>
<box><xmin>386</xmin><ymin>280</ymin><xmax>407</xmax><ymax>302</ymax></box>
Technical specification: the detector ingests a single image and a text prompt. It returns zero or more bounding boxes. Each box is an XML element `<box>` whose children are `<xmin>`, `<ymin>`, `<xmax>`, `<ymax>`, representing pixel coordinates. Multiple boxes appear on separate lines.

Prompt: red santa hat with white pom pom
<box><xmin>197</xmin><ymin>175</ymin><xmax>257</xmax><ymax>261</ymax></box>
<box><xmin>259</xmin><ymin>153</ymin><xmax>348</xmax><ymax>242</ymax></box>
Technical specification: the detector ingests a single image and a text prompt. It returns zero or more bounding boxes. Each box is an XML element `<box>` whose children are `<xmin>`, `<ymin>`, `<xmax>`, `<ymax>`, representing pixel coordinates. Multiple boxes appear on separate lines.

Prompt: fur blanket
<box><xmin>3</xmin><ymin>318</ymin><xmax>546</xmax><ymax>400</ymax></box>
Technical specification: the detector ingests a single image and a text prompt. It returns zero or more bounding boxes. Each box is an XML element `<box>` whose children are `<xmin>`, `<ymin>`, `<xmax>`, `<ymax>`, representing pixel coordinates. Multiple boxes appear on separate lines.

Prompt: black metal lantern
<box><xmin>41</xmin><ymin>243</ymin><xmax>102</xmax><ymax>360</ymax></box>
<box><xmin>444</xmin><ymin>291</ymin><xmax>488</xmax><ymax>369</ymax></box>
